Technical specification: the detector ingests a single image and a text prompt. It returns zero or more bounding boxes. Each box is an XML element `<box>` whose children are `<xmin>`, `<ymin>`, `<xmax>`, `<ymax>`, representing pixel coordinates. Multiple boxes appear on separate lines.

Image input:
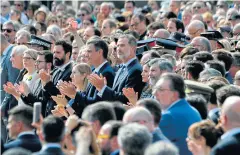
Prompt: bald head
<box><xmin>191</xmin><ymin>36</ymin><xmax>211</xmax><ymax>52</ymax></box>
<box><xmin>222</xmin><ymin>96</ymin><xmax>240</xmax><ymax>131</ymax></box>
<box><xmin>153</xmin><ymin>29</ymin><xmax>170</xmax><ymax>39</ymax></box>
<box><xmin>233</xmin><ymin>23</ymin><xmax>240</xmax><ymax>35</ymax></box>
<box><xmin>187</xmin><ymin>20</ymin><xmax>205</xmax><ymax>39</ymax></box>
<box><xmin>191</xmin><ymin>14</ymin><xmax>204</xmax><ymax>22</ymax></box>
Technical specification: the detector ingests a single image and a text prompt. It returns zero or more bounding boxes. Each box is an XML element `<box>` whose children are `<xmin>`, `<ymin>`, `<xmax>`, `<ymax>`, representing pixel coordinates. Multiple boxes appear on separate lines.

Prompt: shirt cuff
<box><xmin>97</xmin><ymin>85</ymin><xmax>107</xmax><ymax>97</ymax></box>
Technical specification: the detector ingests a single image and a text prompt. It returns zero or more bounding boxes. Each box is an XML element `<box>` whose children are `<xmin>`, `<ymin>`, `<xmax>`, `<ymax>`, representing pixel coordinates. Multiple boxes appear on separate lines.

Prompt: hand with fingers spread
<box><xmin>51</xmin><ymin>105</ymin><xmax>68</xmax><ymax>118</ymax></box>
<box><xmin>15</xmin><ymin>81</ymin><xmax>30</xmax><ymax>96</ymax></box>
<box><xmin>3</xmin><ymin>82</ymin><xmax>21</xmax><ymax>99</ymax></box>
<box><xmin>52</xmin><ymin>95</ymin><xmax>68</xmax><ymax>107</ymax></box>
<box><xmin>39</xmin><ymin>69</ymin><xmax>51</xmax><ymax>86</ymax></box>
<box><xmin>65</xmin><ymin>115</ymin><xmax>79</xmax><ymax>134</ymax></box>
<box><xmin>87</xmin><ymin>73</ymin><xmax>106</xmax><ymax>91</ymax></box>
<box><xmin>122</xmin><ymin>87</ymin><xmax>138</xmax><ymax>105</ymax></box>
<box><xmin>58</xmin><ymin>81</ymin><xmax>77</xmax><ymax>99</ymax></box>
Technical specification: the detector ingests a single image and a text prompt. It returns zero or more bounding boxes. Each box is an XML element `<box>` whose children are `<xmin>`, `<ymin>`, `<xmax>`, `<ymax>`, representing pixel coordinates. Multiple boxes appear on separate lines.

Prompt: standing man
<box><xmin>2</xmin><ymin>21</ymin><xmax>20</xmax><ymax>44</ymax></box>
<box><xmin>153</xmin><ymin>73</ymin><xmax>201</xmax><ymax>155</ymax></box>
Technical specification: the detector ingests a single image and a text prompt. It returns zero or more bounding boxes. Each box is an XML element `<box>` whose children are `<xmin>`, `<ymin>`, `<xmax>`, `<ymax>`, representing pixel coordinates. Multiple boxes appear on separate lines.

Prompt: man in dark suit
<box><xmin>89</xmin><ymin>34</ymin><xmax>145</xmax><ymax>104</ymax></box>
<box><xmin>153</xmin><ymin>73</ymin><xmax>201</xmax><ymax>155</ymax></box>
<box><xmin>3</xmin><ymin>105</ymin><xmax>41</xmax><ymax>153</ymax></box>
<box><xmin>0</xmin><ymin>33</ymin><xmax>20</xmax><ymax>103</ymax></box>
<box><xmin>59</xmin><ymin>38</ymin><xmax>115</xmax><ymax>116</ymax></box>
<box><xmin>39</xmin><ymin>40</ymin><xmax>73</xmax><ymax>116</ymax></box>
<box><xmin>33</xmin><ymin>115</ymin><xmax>65</xmax><ymax>155</ymax></box>
<box><xmin>211</xmin><ymin>96</ymin><xmax>240</xmax><ymax>155</ymax></box>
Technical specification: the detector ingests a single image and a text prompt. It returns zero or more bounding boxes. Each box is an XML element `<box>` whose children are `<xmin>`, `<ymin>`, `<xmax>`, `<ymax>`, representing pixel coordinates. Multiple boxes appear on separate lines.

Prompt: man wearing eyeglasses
<box><xmin>13</xmin><ymin>1</ymin><xmax>28</xmax><ymax>25</ymax></box>
<box><xmin>2</xmin><ymin>21</ymin><xmax>19</xmax><ymax>44</ymax></box>
<box><xmin>0</xmin><ymin>0</ymin><xmax>10</xmax><ymax>21</ymax></box>
<box><xmin>187</xmin><ymin>20</ymin><xmax>205</xmax><ymax>40</ymax></box>
<box><xmin>216</xmin><ymin>0</ymin><xmax>229</xmax><ymax>12</ymax></box>
<box><xmin>191</xmin><ymin>2</ymin><xmax>207</xmax><ymax>15</ymax></box>
<box><xmin>130</xmin><ymin>13</ymin><xmax>147</xmax><ymax>40</ymax></box>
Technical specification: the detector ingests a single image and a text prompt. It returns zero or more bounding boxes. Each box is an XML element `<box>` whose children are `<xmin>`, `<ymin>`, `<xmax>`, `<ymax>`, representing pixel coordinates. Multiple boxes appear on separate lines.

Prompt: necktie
<box><xmin>114</xmin><ymin>65</ymin><xmax>127</xmax><ymax>86</ymax></box>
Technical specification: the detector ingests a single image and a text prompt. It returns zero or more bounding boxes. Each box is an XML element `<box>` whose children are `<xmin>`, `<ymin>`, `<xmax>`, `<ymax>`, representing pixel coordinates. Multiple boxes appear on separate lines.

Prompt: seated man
<box><xmin>4</xmin><ymin>105</ymin><xmax>41</xmax><ymax>153</ymax></box>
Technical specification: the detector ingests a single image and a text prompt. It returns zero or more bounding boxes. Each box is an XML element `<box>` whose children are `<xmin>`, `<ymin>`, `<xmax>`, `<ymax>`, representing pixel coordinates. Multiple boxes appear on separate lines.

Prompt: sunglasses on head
<box><xmin>2</xmin><ymin>29</ymin><xmax>14</xmax><ymax>33</ymax></box>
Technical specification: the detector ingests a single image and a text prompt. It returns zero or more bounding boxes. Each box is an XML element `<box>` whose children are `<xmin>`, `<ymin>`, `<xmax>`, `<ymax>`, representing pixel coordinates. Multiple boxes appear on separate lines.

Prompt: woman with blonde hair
<box><xmin>46</xmin><ymin>14</ymin><xmax>59</xmax><ymax>27</ymax></box>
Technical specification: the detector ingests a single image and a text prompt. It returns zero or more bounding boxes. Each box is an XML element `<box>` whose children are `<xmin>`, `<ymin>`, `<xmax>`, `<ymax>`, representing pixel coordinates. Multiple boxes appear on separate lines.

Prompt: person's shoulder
<box><xmin>4</xmin><ymin>139</ymin><xmax>21</xmax><ymax>150</ymax></box>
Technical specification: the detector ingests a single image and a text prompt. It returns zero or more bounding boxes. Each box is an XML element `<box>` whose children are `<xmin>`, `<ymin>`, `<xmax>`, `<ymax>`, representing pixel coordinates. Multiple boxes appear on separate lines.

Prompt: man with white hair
<box><xmin>187</xmin><ymin>20</ymin><xmax>205</xmax><ymax>39</ymax></box>
<box><xmin>211</xmin><ymin>96</ymin><xmax>240</xmax><ymax>155</ymax></box>
<box><xmin>118</xmin><ymin>123</ymin><xmax>152</xmax><ymax>155</ymax></box>
<box><xmin>191</xmin><ymin>36</ymin><xmax>212</xmax><ymax>52</ymax></box>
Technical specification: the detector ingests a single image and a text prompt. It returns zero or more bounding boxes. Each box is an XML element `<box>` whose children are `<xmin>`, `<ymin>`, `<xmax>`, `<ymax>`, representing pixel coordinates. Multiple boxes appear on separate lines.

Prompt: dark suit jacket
<box><xmin>101</xmin><ymin>58</ymin><xmax>145</xmax><ymax>104</ymax></box>
<box><xmin>72</xmin><ymin>62</ymin><xmax>115</xmax><ymax>116</ymax></box>
<box><xmin>211</xmin><ymin>132</ymin><xmax>240</xmax><ymax>155</ymax></box>
<box><xmin>43</xmin><ymin>63</ymin><xmax>72</xmax><ymax>116</ymax></box>
<box><xmin>4</xmin><ymin>133</ymin><xmax>41</xmax><ymax>153</ymax></box>
<box><xmin>159</xmin><ymin>99</ymin><xmax>201</xmax><ymax>155</ymax></box>
<box><xmin>152</xmin><ymin>127</ymin><xmax>169</xmax><ymax>143</ymax></box>
<box><xmin>1</xmin><ymin>69</ymin><xmax>27</xmax><ymax>118</ymax></box>
<box><xmin>33</xmin><ymin>147</ymin><xmax>65</xmax><ymax>155</ymax></box>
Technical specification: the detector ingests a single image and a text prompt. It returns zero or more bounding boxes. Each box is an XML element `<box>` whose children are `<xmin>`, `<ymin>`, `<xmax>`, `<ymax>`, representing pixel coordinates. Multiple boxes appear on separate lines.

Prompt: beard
<box><xmin>149</xmin><ymin>77</ymin><xmax>158</xmax><ymax>86</ymax></box>
<box><xmin>54</xmin><ymin>56</ymin><xmax>65</xmax><ymax>66</ymax></box>
<box><xmin>117</xmin><ymin>50</ymin><xmax>130</xmax><ymax>60</ymax></box>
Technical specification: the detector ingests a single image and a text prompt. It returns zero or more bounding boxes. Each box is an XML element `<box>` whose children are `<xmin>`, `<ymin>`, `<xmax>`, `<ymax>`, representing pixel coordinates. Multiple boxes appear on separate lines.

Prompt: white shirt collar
<box><xmin>124</xmin><ymin>57</ymin><xmax>137</xmax><ymax>68</ymax></box>
<box><xmin>18</xmin><ymin>130</ymin><xmax>35</xmax><ymax>137</ymax></box>
<box><xmin>94</xmin><ymin>60</ymin><xmax>107</xmax><ymax>73</ymax></box>
<box><xmin>162</xmin><ymin>99</ymin><xmax>183</xmax><ymax>113</ymax></box>
<box><xmin>59</xmin><ymin>61</ymin><xmax>71</xmax><ymax>72</ymax></box>
<box><xmin>42</xmin><ymin>143</ymin><xmax>61</xmax><ymax>150</ymax></box>
<box><xmin>221</xmin><ymin>128</ymin><xmax>240</xmax><ymax>140</ymax></box>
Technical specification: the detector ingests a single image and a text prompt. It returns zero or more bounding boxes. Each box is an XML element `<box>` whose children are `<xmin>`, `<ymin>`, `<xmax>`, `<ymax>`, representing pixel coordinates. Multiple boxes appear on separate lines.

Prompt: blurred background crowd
<box><xmin>1</xmin><ymin>0</ymin><xmax>240</xmax><ymax>155</ymax></box>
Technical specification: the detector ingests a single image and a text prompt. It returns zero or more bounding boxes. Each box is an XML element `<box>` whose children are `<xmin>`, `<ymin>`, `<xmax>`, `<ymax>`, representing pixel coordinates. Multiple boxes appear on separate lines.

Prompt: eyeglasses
<box><xmin>2</xmin><ymin>29</ymin><xmax>14</xmax><ymax>33</ymax></box>
<box><xmin>217</xmin><ymin>5</ymin><xmax>224</xmax><ymax>8</ymax></box>
<box><xmin>14</xmin><ymin>4</ymin><xmax>22</xmax><ymax>7</ymax></box>
<box><xmin>193</xmin><ymin>6</ymin><xmax>201</xmax><ymax>9</ymax></box>
<box><xmin>77</xmin><ymin>14</ymin><xmax>85</xmax><ymax>17</ymax></box>
<box><xmin>35</xmin><ymin>60</ymin><xmax>46</xmax><ymax>64</ymax></box>
<box><xmin>188</xmin><ymin>29</ymin><xmax>201</xmax><ymax>36</ymax></box>
<box><xmin>206</xmin><ymin>21</ymin><xmax>211</xmax><ymax>24</ymax></box>
<box><xmin>1</xmin><ymin>5</ymin><xmax>9</xmax><ymax>8</ymax></box>
<box><xmin>23</xmin><ymin>57</ymin><xmax>34</xmax><ymax>60</ymax></box>
<box><xmin>51</xmin><ymin>20</ymin><xmax>58</xmax><ymax>23</ymax></box>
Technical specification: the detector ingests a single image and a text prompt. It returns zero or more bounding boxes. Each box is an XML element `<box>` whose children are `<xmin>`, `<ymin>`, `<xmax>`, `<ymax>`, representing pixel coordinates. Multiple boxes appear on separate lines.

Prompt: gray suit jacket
<box><xmin>0</xmin><ymin>45</ymin><xmax>20</xmax><ymax>103</ymax></box>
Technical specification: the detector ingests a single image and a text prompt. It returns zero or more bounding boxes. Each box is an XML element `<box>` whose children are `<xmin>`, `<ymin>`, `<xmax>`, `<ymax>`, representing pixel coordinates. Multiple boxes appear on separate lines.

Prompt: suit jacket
<box><xmin>159</xmin><ymin>99</ymin><xmax>201</xmax><ymax>155</ymax></box>
<box><xmin>0</xmin><ymin>44</ymin><xmax>20</xmax><ymax>103</ymax></box>
<box><xmin>33</xmin><ymin>147</ymin><xmax>65</xmax><ymax>155</ymax></box>
<box><xmin>43</xmin><ymin>63</ymin><xmax>72</xmax><ymax>116</ymax></box>
<box><xmin>152</xmin><ymin>127</ymin><xmax>169</xmax><ymax>143</ymax></box>
<box><xmin>101</xmin><ymin>58</ymin><xmax>145</xmax><ymax>104</ymax></box>
<box><xmin>72</xmin><ymin>62</ymin><xmax>115</xmax><ymax>117</ymax></box>
<box><xmin>1</xmin><ymin>69</ymin><xmax>27</xmax><ymax>118</ymax></box>
<box><xmin>4</xmin><ymin>133</ymin><xmax>41</xmax><ymax>153</ymax></box>
<box><xmin>211</xmin><ymin>132</ymin><xmax>240</xmax><ymax>155</ymax></box>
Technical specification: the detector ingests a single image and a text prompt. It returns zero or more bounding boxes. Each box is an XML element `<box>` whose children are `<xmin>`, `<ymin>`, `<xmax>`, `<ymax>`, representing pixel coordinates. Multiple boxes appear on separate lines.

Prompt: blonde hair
<box><xmin>73</xmin><ymin>63</ymin><xmax>92</xmax><ymax>91</ymax></box>
<box><xmin>23</xmin><ymin>49</ymin><xmax>38</xmax><ymax>60</ymax></box>
<box><xmin>218</xmin><ymin>39</ymin><xmax>232</xmax><ymax>51</ymax></box>
<box><xmin>203</xmin><ymin>12</ymin><xmax>213</xmax><ymax>20</ymax></box>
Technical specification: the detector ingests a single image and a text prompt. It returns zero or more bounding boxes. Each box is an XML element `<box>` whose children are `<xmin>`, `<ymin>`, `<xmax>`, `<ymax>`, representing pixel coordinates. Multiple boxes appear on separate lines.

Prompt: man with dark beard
<box><xmin>39</xmin><ymin>40</ymin><xmax>72</xmax><ymax>116</ymax></box>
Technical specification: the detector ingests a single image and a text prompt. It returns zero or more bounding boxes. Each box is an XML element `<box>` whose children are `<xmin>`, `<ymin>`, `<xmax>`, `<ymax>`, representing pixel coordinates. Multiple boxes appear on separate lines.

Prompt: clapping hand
<box><xmin>58</xmin><ymin>81</ymin><xmax>77</xmax><ymax>99</ymax></box>
<box><xmin>15</xmin><ymin>81</ymin><xmax>30</xmax><ymax>96</ymax></box>
<box><xmin>65</xmin><ymin>115</ymin><xmax>79</xmax><ymax>134</ymax></box>
<box><xmin>52</xmin><ymin>95</ymin><xmax>68</xmax><ymax>107</ymax></box>
<box><xmin>39</xmin><ymin>69</ymin><xmax>51</xmax><ymax>86</ymax></box>
<box><xmin>88</xmin><ymin>74</ymin><xmax>106</xmax><ymax>91</ymax></box>
<box><xmin>122</xmin><ymin>87</ymin><xmax>138</xmax><ymax>105</ymax></box>
<box><xmin>51</xmin><ymin>105</ymin><xmax>69</xmax><ymax>118</ymax></box>
<box><xmin>3</xmin><ymin>82</ymin><xmax>20</xmax><ymax>99</ymax></box>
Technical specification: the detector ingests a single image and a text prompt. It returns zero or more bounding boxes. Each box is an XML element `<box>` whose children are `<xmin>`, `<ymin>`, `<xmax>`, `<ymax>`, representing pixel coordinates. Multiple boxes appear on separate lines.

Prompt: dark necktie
<box><xmin>114</xmin><ymin>65</ymin><xmax>126</xmax><ymax>87</ymax></box>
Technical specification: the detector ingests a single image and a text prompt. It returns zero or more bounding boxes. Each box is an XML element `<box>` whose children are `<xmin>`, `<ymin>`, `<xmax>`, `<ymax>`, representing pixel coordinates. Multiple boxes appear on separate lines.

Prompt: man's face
<box><xmin>182</xmin><ymin>11</ymin><xmax>192</xmax><ymax>26</ymax></box>
<box><xmin>153</xmin><ymin>79</ymin><xmax>175</xmax><ymax>110</ymax></box>
<box><xmin>83</xmin><ymin>27</ymin><xmax>94</xmax><ymax>42</ymax></box>
<box><xmin>101</xmin><ymin>21</ymin><xmax>111</xmax><ymax>36</ymax></box>
<box><xmin>124</xmin><ymin>2</ymin><xmax>134</xmax><ymax>13</ymax></box>
<box><xmin>14</xmin><ymin>1</ymin><xmax>23</xmax><ymax>12</ymax></box>
<box><xmin>192</xmin><ymin>2</ymin><xmax>205</xmax><ymax>14</ymax></box>
<box><xmin>187</xmin><ymin>26</ymin><xmax>202</xmax><ymax>40</ymax></box>
<box><xmin>147</xmin><ymin>29</ymin><xmax>155</xmax><ymax>38</ymax></box>
<box><xmin>191</xmin><ymin>38</ymin><xmax>203</xmax><ymax>51</ymax></box>
<box><xmin>170</xmin><ymin>1</ymin><xmax>179</xmax><ymax>13</ymax></box>
<box><xmin>149</xmin><ymin>64</ymin><xmax>161</xmax><ymax>86</ymax></box>
<box><xmin>53</xmin><ymin>45</ymin><xmax>66</xmax><ymax>66</ymax></box>
<box><xmin>167</xmin><ymin>21</ymin><xmax>177</xmax><ymax>33</ymax></box>
<box><xmin>10</xmin><ymin>50</ymin><xmax>23</xmax><ymax>69</ymax></box>
<box><xmin>130</xmin><ymin>17</ymin><xmax>142</xmax><ymax>34</ymax></box>
<box><xmin>86</xmin><ymin>44</ymin><xmax>101</xmax><ymax>66</ymax></box>
<box><xmin>7</xmin><ymin>115</ymin><xmax>20</xmax><ymax>139</ymax></box>
<box><xmin>35</xmin><ymin>55</ymin><xmax>47</xmax><ymax>71</ymax></box>
<box><xmin>98</xmin><ymin>124</ymin><xmax>112</xmax><ymax>155</ymax></box>
<box><xmin>0</xmin><ymin>1</ymin><xmax>10</xmax><ymax>15</ymax></box>
<box><xmin>100</xmin><ymin>5</ymin><xmax>110</xmax><ymax>18</ymax></box>
<box><xmin>2</xmin><ymin>24</ymin><xmax>16</xmax><ymax>44</ymax></box>
<box><xmin>117</xmin><ymin>38</ymin><xmax>131</xmax><ymax>61</ymax></box>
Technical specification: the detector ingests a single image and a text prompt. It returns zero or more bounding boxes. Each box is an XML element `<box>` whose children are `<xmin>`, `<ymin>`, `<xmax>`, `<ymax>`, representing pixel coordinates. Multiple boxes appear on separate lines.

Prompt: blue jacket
<box><xmin>159</xmin><ymin>99</ymin><xmax>201</xmax><ymax>155</ymax></box>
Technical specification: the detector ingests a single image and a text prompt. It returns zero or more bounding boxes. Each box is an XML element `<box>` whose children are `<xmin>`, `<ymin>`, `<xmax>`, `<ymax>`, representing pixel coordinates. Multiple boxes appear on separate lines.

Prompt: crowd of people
<box><xmin>1</xmin><ymin>0</ymin><xmax>240</xmax><ymax>155</ymax></box>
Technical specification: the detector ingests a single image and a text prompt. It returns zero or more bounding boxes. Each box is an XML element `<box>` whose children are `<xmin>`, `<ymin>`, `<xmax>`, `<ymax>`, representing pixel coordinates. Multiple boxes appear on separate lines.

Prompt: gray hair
<box><xmin>12</xmin><ymin>45</ymin><xmax>28</xmax><ymax>56</ymax></box>
<box><xmin>145</xmin><ymin>141</ymin><xmax>179</xmax><ymax>155</ymax></box>
<box><xmin>118</xmin><ymin>123</ymin><xmax>152</xmax><ymax>155</ymax></box>
<box><xmin>162</xmin><ymin>54</ymin><xmax>177</xmax><ymax>67</ymax></box>
<box><xmin>192</xmin><ymin>36</ymin><xmax>212</xmax><ymax>52</ymax></box>
<box><xmin>3</xmin><ymin>20</ymin><xmax>21</xmax><ymax>32</ymax></box>
<box><xmin>46</xmin><ymin>25</ymin><xmax>62</xmax><ymax>41</ymax></box>
<box><xmin>119</xmin><ymin>34</ymin><xmax>137</xmax><ymax>47</ymax></box>
<box><xmin>16</xmin><ymin>30</ymin><xmax>31</xmax><ymax>41</ymax></box>
<box><xmin>199</xmin><ymin>68</ymin><xmax>222</xmax><ymax>82</ymax></box>
<box><xmin>232</xmin><ymin>52</ymin><xmax>240</xmax><ymax>67</ymax></box>
<box><xmin>149</xmin><ymin>58</ymin><xmax>173</xmax><ymax>72</ymax></box>
<box><xmin>23</xmin><ymin>49</ymin><xmax>38</xmax><ymax>60</ymax></box>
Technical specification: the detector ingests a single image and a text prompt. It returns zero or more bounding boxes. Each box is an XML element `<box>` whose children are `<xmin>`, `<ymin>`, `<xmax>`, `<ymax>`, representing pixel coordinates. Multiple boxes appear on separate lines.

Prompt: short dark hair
<box><xmin>186</xmin><ymin>94</ymin><xmax>208</xmax><ymax>119</ymax></box>
<box><xmin>112</xmin><ymin>102</ymin><xmax>126</xmax><ymax>120</ymax></box>
<box><xmin>42</xmin><ymin>115</ymin><xmax>65</xmax><ymax>143</ymax></box>
<box><xmin>163</xmin><ymin>11</ymin><xmax>177</xmax><ymax>19</ymax></box>
<box><xmin>55</xmin><ymin>40</ymin><xmax>72</xmax><ymax>58</ymax></box>
<box><xmin>212</xmin><ymin>49</ymin><xmax>233</xmax><ymax>71</ymax></box>
<box><xmin>137</xmin><ymin>98</ymin><xmax>162</xmax><ymax>126</ymax></box>
<box><xmin>87</xmin><ymin>38</ymin><xmax>108</xmax><ymax>59</ymax></box>
<box><xmin>124</xmin><ymin>30</ymin><xmax>140</xmax><ymax>40</ymax></box>
<box><xmin>206</xmin><ymin>60</ymin><xmax>226</xmax><ymax>77</ymax></box>
<box><xmin>132</xmin><ymin>13</ymin><xmax>146</xmax><ymax>24</ymax></box>
<box><xmin>161</xmin><ymin>73</ymin><xmax>186</xmax><ymax>98</ymax></box>
<box><xmin>216</xmin><ymin>85</ymin><xmax>240</xmax><ymax>106</ymax></box>
<box><xmin>231</xmin><ymin>52</ymin><xmax>240</xmax><ymax>67</ymax></box>
<box><xmin>147</xmin><ymin>22</ymin><xmax>165</xmax><ymax>31</ymax></box>
<box><xmin>207</xmin><ymin>80</ymin><xmax>227</xmax><ymax>105</ymax></box>
<box><xmin>37</xmin><ymin>51</ymin><xmax>54</xmax><ymax>69</ymax></box>
<box><xmin>180</xmin><ymin>47</ymin><xmax>199</xmax><ymax>59</ymax></box>
<box><xmin>81</xmin><ymin>101</ymin><xmax>116</xmax><ymax>126</ymax></box>
<box><xmin>185</xmin><ymin>60</ymin><xmax>205</xmax><ymax>80</ymax></box>
<box><xmin>169</xmin><ymin>18</ymin><xmax>185</xmax><ymax>33</ymax></box>
<box><xmin>93</xmin><ymin>27</ymin><xmax>101</xmax><ymax>37</ymax></box>
<box><xmin>8</xmin><ymin>105</ymin><xmax>33</xmax><ymax>129</ymax></box>
<box><xmin>105</xmin><ymin>120</ymin><xmax>123</xmax><ymax>138</ymax></box>
<box><xmin>194</xmin><ymin>51</ymin><xmax>214</xmax><ymax>63</ymax></box>
<box><xmin>125</xmin><ymin>0</ymin><xmax>135</xmax><ymax>6</ymax></box>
